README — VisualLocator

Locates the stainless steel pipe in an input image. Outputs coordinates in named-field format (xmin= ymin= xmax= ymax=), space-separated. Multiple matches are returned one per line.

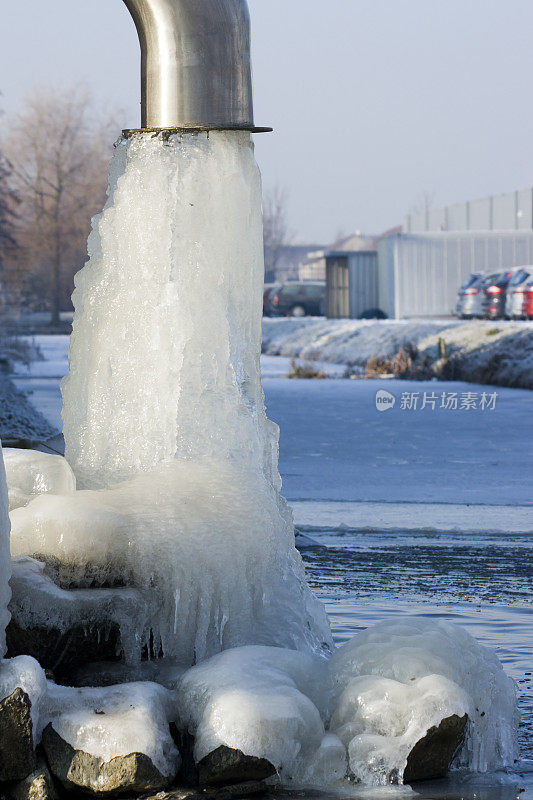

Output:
xmin=123 ymin=0 xmax=270 ymax=132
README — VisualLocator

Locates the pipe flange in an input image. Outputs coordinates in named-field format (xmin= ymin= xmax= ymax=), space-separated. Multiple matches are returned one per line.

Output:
xmin=122 ymin=126 xmax=273 ymax=140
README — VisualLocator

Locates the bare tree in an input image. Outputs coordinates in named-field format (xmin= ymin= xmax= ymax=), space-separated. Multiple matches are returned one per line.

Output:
xmin=0 ymin=150 xmax=17 ymax=277
xmin=263 ymin=185 xmax=293 ymax=282
xmin=3 ymin=86 xmax=116 ymax=324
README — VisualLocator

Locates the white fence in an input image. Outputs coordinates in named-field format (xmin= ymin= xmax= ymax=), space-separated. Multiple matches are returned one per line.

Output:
xmin=405 ymin=188 xmax=533 ymax=234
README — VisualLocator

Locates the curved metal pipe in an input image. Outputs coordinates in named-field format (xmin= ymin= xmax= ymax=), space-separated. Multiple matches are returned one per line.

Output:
xmin=123 ymin=0 xmax=269 ymax=131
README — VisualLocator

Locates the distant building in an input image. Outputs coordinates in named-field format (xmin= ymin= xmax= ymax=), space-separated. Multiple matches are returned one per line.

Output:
xmin=267 ymin=244 xmax=325 ymax=283
xmin=299 ymin=233 xmax=378 ymax=281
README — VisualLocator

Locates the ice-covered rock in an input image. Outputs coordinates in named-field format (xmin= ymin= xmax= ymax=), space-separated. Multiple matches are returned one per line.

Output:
xmin=328 ymin=618 xmax=517 ymax=784
xmin=0 ymin=656 xmax=47 ymax=782
xmin=3 ymin=449 xmax=75 ymax=512
xmin=403 ymin=713 xmax=468 ymax=783
xmin=7 ymin=557 xmax=144 ymax=678
xmin=0 ymin=655 xmax=47 ymax=740
xmin=8 ymin=758 xmax=58 ymax=800
xmin=43 ymin=682 xmax=180 ymax=795
xmin=175 ymin=645 xmax=346 ymax=785
xmin=0 ymin=443 xmax=11 ymax=655
xmin=9 ymin=460 xmax=332 ymax=665
xmin=0 ymin=687 xmax=36 ymax=781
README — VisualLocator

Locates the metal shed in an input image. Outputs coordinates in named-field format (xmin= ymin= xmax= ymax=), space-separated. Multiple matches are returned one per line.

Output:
xmin=325 ymin=251 xmax=378 ymax=319
xmin=378 ymin=231 xmax=533 ymax=318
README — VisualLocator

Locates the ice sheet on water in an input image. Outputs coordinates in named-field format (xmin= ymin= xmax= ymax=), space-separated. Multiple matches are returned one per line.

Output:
xmin=0 ymin=447 xmax=10 ymax=655
xmin=3 ymin=449 xmax=76 ymax=512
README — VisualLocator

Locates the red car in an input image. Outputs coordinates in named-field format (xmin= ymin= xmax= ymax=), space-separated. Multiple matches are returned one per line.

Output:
xmin=523 ymin=279 xmax=533 ymax=319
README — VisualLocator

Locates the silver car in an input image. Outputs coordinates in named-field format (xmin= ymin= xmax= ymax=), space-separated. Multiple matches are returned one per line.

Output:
xmin=456 ymin=273 xmax=484 ymax=318
xmin=505 ymin=266 xmax=532 ymax=319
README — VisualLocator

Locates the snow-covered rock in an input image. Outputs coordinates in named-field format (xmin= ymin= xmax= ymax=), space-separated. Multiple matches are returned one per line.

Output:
xmin=4 ymin=449 xmax=76 ymax=512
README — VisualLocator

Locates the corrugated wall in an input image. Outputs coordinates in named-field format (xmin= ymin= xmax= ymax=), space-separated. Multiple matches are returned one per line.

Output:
xmin=378 ymin=232 xmax=533 ymax=318
xmin=326 ymin=252 xmax=378 ymax=318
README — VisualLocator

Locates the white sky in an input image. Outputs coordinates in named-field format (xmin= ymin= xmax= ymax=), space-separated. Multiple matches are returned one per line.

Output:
xmin=2 ymin=1 xmax=533 ymax=243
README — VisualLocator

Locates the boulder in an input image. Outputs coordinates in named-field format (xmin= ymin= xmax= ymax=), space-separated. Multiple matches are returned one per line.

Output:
xmin=42 ymin=724 xmax=174 ymax=796
xmin=7 ymin=758 xmax=58 ymax=800
xmin=0 ymin=687 xmax=36 ymax=782
xmin=403 ymin=713 xmax=468 ymax=783
xmin=197 ymin=746 xmax=276 ymax=787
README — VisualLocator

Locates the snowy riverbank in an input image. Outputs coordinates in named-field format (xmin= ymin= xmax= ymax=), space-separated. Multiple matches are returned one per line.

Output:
xmin=262 ymin=318 xmax=533 ymax=389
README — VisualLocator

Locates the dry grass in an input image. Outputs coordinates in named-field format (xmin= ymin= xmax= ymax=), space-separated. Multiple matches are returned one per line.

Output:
xmin=287 ymin=358 xmax=327 ymax=379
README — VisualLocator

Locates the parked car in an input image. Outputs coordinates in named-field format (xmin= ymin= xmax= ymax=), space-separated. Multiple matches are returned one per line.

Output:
xmin=523 ymin=279 xmax=533 ymax=320
xmin=456 ymin=272 xmax=485 ymax=319
xmin=269 ymin=282 xmax=326 ymax=317
xmin=504 ymin=267 xmax=532 ymax=319
xmin=263 ymin=283 xmax=281 ymax=316
xmin=481 ymin=270 xmax=515 ymax=319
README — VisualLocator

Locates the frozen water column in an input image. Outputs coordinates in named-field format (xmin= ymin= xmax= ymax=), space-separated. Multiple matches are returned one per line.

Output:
xmin=0 ymin=446 xmax=11 ymax=655
xmin=61 ymin=0 xmax=272 ymax=488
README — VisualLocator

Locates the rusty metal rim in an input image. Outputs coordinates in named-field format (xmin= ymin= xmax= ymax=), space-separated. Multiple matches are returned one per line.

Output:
xmin=122 ymin=125 xmax=273 ymax=139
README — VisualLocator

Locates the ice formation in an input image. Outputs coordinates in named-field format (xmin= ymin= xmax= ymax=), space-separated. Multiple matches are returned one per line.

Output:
xmin=328 ymin=619 xmax=518 ymax=784
xmin=0 ymin=445 xmax=10 ymax=655
xmin=4 ymin=448 xmax=76 ymax=512
xmin=175 ymin=645 xmax=346 ymax=784
xmin=45 ymin=682 xmax=180 ymax=780
xmin=175 ymin=621 xmax=517 ymax=787
xmin=9 ymin=132 xmax=331 ymax=665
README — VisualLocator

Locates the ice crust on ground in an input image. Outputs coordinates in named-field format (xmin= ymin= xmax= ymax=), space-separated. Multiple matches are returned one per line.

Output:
xmin=0 ymin=446 xmax=10 ymax=655
xmin=262 ymin=317 xmax=533 ymax=389
xmin=3 ymin=448 xmax=76 ymax=511
xmin=9 ymin=131 xmax=331 ymax=664
xmin=175 ymin=620 xmax=517 ymax=787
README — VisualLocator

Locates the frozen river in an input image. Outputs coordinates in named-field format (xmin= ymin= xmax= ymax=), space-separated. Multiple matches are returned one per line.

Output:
xmin=10 ymin=336 xmax=533 ymax=798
